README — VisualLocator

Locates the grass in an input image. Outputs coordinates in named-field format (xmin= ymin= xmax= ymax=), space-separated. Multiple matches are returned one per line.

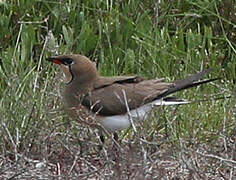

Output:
xmin=0 ymin=0 xmax=235 ymax=179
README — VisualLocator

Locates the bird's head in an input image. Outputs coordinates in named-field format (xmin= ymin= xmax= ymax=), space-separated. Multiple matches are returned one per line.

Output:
xmin=47 ymin=54 xmax=98 ymax=84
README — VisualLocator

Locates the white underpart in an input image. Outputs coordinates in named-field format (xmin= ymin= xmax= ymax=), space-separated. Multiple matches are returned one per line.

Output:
xmin=100 ymin=99 xmax=189 ymax=132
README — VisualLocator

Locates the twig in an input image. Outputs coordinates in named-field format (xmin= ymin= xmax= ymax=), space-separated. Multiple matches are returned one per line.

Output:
xmin=178 ymin=139 xmax=204 ymax=179
xmin=122 ymin=89 xmax=147 ymax=163
xmin=57 ymin=162 xmax=61 ymax=179
xmin=68 ymin=152 xmax=79 ymax=175
xmin=196 ymin=151 xmax=236 ymax=166
xmin=94 ymin=130 xmax=112 ymax=173
xmin=2 ymin=123 xmax=18 ymax=162
xmin=122 ymin=90 xmax=136 ymax=132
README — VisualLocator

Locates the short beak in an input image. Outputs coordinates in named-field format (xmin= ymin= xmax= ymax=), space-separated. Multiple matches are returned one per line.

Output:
xmin=46 ymin=57 xmax=62 ymax=65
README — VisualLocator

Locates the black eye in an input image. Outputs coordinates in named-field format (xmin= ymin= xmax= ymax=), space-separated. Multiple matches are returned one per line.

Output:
xmin=62 ymin=58 xmax=74 ymax=66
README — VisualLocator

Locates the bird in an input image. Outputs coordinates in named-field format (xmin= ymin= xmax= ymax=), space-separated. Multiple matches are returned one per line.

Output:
xmin=47 ymin=54 xmax=217 ymax=143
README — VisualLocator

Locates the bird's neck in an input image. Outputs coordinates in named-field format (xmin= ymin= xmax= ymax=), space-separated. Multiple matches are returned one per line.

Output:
xmin=63 ymin=80 xmax=94 ymax=108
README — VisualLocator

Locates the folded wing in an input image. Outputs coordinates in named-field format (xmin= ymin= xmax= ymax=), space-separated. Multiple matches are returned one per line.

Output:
xmin=82 ymin=69 xmax=217 ymax=116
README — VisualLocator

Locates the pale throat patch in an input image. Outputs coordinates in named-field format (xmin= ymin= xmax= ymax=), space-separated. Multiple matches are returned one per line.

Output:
xmin=59 ymin=65 xmax=72 ymax=83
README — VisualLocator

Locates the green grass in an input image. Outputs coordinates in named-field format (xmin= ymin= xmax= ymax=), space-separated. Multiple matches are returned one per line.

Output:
xmin=0 ymin=0 xmax=235 ymax=178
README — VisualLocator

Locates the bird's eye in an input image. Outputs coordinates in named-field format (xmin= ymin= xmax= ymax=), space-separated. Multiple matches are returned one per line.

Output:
xmin=62 ymin=58 xmax=74 ymax=66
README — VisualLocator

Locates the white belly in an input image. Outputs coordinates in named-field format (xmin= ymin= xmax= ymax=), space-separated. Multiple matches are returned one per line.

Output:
xmin=100 ymin=99 xmax=189 ymax=132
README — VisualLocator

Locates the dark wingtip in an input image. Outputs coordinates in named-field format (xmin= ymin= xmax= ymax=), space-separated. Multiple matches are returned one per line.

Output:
xmin=156 ymin=69 xmax=217 ymax=99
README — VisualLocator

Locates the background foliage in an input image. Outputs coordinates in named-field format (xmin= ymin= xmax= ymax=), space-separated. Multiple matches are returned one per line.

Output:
xmin=0 ymin=0 xmax=235 ymax=179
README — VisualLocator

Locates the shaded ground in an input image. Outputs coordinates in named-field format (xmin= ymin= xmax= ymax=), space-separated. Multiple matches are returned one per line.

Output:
xmin=1 ymin=123 xmax=235 ymax=179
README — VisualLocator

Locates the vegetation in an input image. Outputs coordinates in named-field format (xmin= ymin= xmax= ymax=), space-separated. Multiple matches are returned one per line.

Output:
xmin=0 ymin=0 xmax=235 ymax=179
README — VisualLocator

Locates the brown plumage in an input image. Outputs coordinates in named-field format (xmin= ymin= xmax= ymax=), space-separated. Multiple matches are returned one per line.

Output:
xmin=47 ymin=54 xmax=217 ymax=133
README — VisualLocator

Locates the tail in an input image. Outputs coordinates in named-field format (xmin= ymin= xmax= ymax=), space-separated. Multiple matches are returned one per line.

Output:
xmin=157 ymin=69 xmax=219 ymax=99
xmin=153 ymin=96 xmax=231 ymax=106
